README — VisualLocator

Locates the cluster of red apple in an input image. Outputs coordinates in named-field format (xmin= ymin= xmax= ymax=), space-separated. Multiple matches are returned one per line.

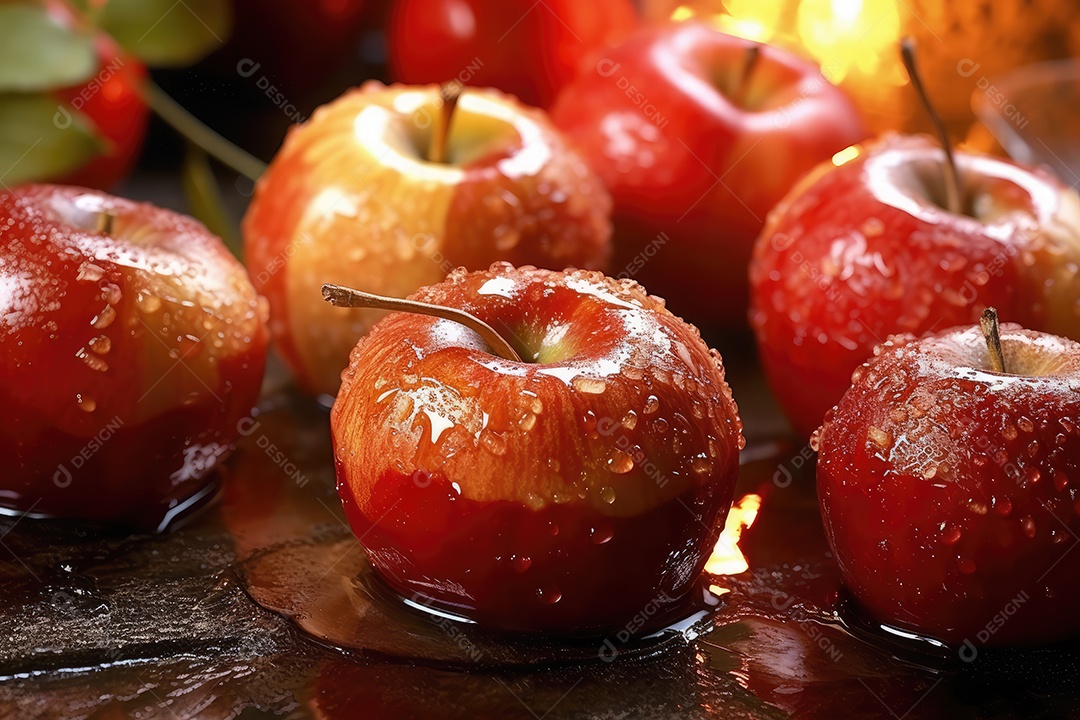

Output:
xmin=3 ymin=4 xmax=1080 ymax=650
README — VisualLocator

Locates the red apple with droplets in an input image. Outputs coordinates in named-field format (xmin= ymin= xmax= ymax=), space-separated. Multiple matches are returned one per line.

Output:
xmin=0 ymin=185 xmax=267 ymax=525
xmin=816 ymin=312 xmax=1080 ymax=646
xmin=244 ymin=81 xmax=612 ymax=396
xmin=328 ymin=263 xmax=743 ymax=633
xmin=751 ymin=39 xmax=1080 ymax=438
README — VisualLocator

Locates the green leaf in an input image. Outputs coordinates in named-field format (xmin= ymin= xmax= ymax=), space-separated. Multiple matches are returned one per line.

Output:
xmin=0 ymin=93 xmax=103 ymax=185
xmin=181 ymin=143 xmax=240 ymax=257
xmin=0 ymin=5 xmax=97 ymax=91
xmin=97 ymin=0 xmax=232 ymax=67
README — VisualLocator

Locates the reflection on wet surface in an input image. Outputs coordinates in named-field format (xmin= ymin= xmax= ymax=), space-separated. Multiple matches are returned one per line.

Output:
xmin=3 ymin=371 xmax=1080 ymax=719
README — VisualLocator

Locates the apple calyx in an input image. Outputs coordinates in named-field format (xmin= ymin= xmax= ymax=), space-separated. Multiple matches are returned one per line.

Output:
xmin=321 ymin=282 xmax=523 ymax=362
xmin=980 ymin=306 xmax=1007 ymax=374
xmin=428 ymin=82 xmax=463 ymax=164
xmin=900 ymin=37 xmax=964 ymax=215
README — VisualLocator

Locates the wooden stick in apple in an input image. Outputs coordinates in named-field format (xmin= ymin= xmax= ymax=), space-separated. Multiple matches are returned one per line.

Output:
xmin=428 ymin=82 xmax=462 ymax=164
xmin=980 ymin=306 xmax=1007 ymax=373
xmin=899 ymin=37 xmax=963 ymax=214
xmin=321 ymin=282 xmax=522 ymax=362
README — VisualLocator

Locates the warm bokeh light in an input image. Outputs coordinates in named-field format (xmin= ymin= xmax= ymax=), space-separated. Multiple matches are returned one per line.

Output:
xmin=706 ymin=493 xmax=763 ymax=576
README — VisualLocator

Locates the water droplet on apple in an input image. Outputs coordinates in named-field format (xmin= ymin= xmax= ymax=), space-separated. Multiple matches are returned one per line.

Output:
xmin=958 ymin=557 xmax=977 ymax=574
xmin=621 ymin=410 xmax=637 ymax=430
xmin=606 ymin=450 xmax=634 ymax=474
xmin=91 ymin=304 xmax=116 ymax=329
xmin=941 ymin=524 xmax=961 ymax=545
xmin=643 ymin=395 xmax=659 ymax=415
xmin=600 ymin=486 xmax=616 ymax=504
xmin=1021 ymin=516 xmax=1037 ymax=538
xmin=590 ymin=523 xmax=614 ymax=545
xmin=691 ymin=457 xmax=712 ymax=475
xmin=88 ymin=335 xmax=111 ymax=355
xmin=76 ymin=262 xmax=105 ymax=283
xmin=1002 ymin=424 xmax=1018 ymax=441
xmin=480 ymin=431 xmax=507 ymax=456
xmin=537 ymin=586 xmax=562 ymax=604
xmin=101 ymin=282 xmax=122 ymax=306
xmin=77 ymin=395 xmax=96 ymax=413
xmin=572 ymin=377 xmax=606 ymax=395
xmin=75 ymin=347 xmax=108 ymax=373
xmin=137 ymin=291 xmax=162 ymax=314
xmin=511 ymin=555 xmax=532 ymax=573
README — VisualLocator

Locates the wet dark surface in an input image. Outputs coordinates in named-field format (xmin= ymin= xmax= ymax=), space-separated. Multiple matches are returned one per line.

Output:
xmin=3 ymin=356 xmax=1080 ymax=720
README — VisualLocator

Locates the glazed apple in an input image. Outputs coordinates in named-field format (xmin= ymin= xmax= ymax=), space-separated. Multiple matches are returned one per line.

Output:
xmin=389 ymin=0 xmax=638 ymax=109
xmin=329 ymin=263 xmax=743 ymax=633
xmin=244 ymin=81 xmax=612 ymax=396
xmin=816 ymin=315 xmax=1080 ymax=646
xmin=750 ymin=134 xmax=1080 ymax=437
xmin=551 ymin=21 xmax=866 ymax=329
xmin=0 ymin=185 xmax=267 ymax=525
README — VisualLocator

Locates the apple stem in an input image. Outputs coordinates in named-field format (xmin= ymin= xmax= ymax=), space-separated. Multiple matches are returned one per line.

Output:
xmin=980 ymin=307 xmax=1007 ymax=374
xmin=900 ymin=37 xmax=963 ymax=215
xmin=142 ymin=81 xmax=268 ymax=182
xmin=96 ymin=212 xmax=115 ymax=235
xmin=321 ymin=283 xmax=523 ymax=363
xmin=428 ymin=82 xmax=463 ymax=164
xmin=735 ymin=45 xmax=761 ymax=105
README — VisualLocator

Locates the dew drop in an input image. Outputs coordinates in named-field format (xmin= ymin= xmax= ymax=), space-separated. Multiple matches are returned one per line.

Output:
xmin=1021 ymin=516 xmax=1037 ymax=538
xmin=572 ymin=377 xmax=607 ymax=395
xmin=600 ymin=486 xmax=616 ymax=504
xmin=606 ymin=449 xmax=634 ymax=474
xmin=968 ymin=501 xmax=989 ymax=515
xmin=995 ymin=497 xmax=1013 ymax=516
xmin=537 ymin=586 xmax=562 ymax=604
xmin=621 ymin=410 xmax=638 ymax=430
xmin=76 ymin=395 xmax=96 ymax=413
xmin=137 ymin=292 xmax=162 ymax=314
xmin=590 ymin=523 xmax=614 ymax=545
xmin=1002 ymin=424 xmax=1018 ymax=441
xmin=691 ymin=457 xmax=712 ymax=475
xmin=643 ymin=395 xmax=660 ymax=414
xmin=809 ymin=428 xmax=822 ymax=452
xmin=868 ymin=426 xmax=892 ymax=449
xmin=525 ymin=493 xmax=544 ymax=511
xmin=1018 ymin=417 xmax=1035 ymax=433
xmin=88 ymin=335 xmax=111 ymax=355
xmin=77 ymin=262 xmax=105 ymax=283
xmin=941 ymin=524 xmax=961 ymax=545
xmin=91 ymin=304 xmax=116 ymax=329
xmin=101 ymin=283 xmax=122 ymax=306
xmin=75 ymin=347 xmax=108 ymax=373
xmin=511 ymin=555 xmax=532 ymax=573
xmin=518 ymin=412 xmax=537 ymax=432
xmin=547 ymin=522 xmax=559 ymax=536
xmin=958 ymin=557 xmax=977 ymax=574
xmin=480 ymin=431 xmax=507 ymax=456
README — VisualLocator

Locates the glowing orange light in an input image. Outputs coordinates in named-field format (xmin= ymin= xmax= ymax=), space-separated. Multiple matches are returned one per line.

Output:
xmin=705 ymin=492 xmax=762 ymax=576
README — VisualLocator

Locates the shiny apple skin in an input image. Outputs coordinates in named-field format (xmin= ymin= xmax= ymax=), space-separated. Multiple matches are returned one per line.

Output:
xmin=551 ymin=21 xmax=867 ymax=330
xmin=0 ymin=185 xmax=268 ymax=524
xmin=244 ymin=82 xmax=612 ymax=397
xmin=816 ymin=324 xmax=1080 ymax=646
xmin=751 ymin=134 xmax=1080 ymax=438
xmin=49 ymin=1 xmax=149 ymax=191
xmin=389 ymin=0 xmax=638 ymax=109
xmin=331 ymin=263 xmax=744 ymax=633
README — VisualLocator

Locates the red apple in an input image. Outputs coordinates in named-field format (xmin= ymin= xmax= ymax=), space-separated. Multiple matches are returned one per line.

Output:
xmin=388 ymin=0 xmax=638 ymax=109
xmin=551 ymin=21 xmax=867 ymax=329
xmin=330 ymin=263 xmax=743 ymax=633
xmin=0 ymin=185 xmax=268 ymax=525
xmin=243 ymin=81 xmax=612 ymax=396
xmin=49 ymin=0 xmax=149 ymax=190
xmin=816 ymin=320 xmax=1080 ymax=646
xmin=750 ymin=134 xmax=1080 ymax=438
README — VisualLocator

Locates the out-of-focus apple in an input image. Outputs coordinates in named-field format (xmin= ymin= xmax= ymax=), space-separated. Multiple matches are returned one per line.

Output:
xmin=551 ymin=21 xmax=867 ymax=329
xmin=244 ymin=81 xmax=612 ymax=396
